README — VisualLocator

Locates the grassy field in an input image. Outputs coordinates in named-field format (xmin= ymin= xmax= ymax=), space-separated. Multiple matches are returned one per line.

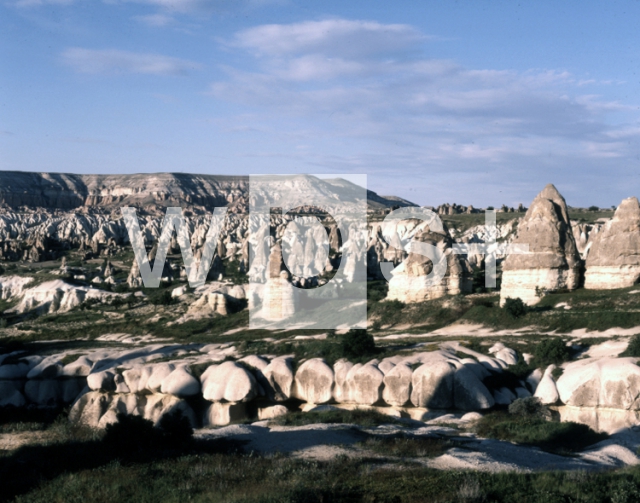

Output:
xmin=5 ymin=441 xmax=640 ymax=503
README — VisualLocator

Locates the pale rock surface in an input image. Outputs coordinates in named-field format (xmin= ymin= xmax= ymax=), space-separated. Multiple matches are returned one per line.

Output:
xmin=352 ymin=363 xmax=384 ymax=405
xmin=70 ymin=391 xmax=197 ymax=428
xmin=146 ymin=363 xmax=176 ymax=392
xmin=526 ymin=368 xmax=543 ymax=393
xmin=62 ymin=356 xmax=93 ymax=377
xmin=24 ymin=380 xmax=61 ymax=405
xmin=202 ymin=361 xmax=258 ymax=402
xmin=258 ymin=405 xmax=288 ymax=420
xmin=387 ymin=220 xmax=472 ymax=303
xmin=87 ymin=370 xmax=116 ymax=391
xmin=0 ymin=275 xmax=33 ymax=300
xmin=262 ymin=357 xmax=295 ymax=402
xmin=556 ymin=357 xmax=640 ymax=409
xmin=585 ymin=197 xmax=640 ymax=289
xmin=500 ymin=184 xmax=582 ymax=306
xmin=122 ymin=366 xmax=154 ymax=393
xmin=489 ymin=343 xmax=518 ymax=366
xmin=293 ymin=358 xmax=334 ymax=404
xmin=343 ymin=363 xmax=363 ymax=403
xmin=453 ymin=366 xmax=495 ymax=410
xmin=333 ymin=359 xmax=354 ymax=403
xmin=534 ymin=365 xmax=560 ymax=405
xmin=9 ymin=280 xmax=118 ymax=314
xmin=160 ymin=366 xmax=201 ymax=397
xmin=493 ymin=387 xmax=517 ymax=405
xmin=0 ymin=380 xmax=26 ymax=407
xmin=410 ymin=360 xmax=455 ymax=408
xmin=382 ymin=362 xmax=413 ymax=406
xmin=203 ymin=402 xmax=248 ymax=426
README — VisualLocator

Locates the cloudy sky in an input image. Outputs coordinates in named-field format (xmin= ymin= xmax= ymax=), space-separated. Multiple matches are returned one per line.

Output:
xmin=1 ymin=1 xmax=640 ymax=208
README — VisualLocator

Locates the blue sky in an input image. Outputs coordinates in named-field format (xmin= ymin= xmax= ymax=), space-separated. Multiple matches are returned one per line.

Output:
xmin=1 ymin=0 xmax=640 ymax=208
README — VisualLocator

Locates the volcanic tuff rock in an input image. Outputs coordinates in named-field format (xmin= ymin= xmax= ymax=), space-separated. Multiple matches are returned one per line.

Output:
xmin=500 ymin=184 xmax=582 ymax=306
xmin=386 ymin=219 xmax=473 ymax=303
xmin=584 ymin=197 xmax=640 ymax=289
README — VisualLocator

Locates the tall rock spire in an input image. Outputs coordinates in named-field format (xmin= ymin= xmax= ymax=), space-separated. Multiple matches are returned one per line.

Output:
xmin=500 ymin=184 xmax=582 ymax=306
xmin=584 ymin=196 xmax=640 ymax=289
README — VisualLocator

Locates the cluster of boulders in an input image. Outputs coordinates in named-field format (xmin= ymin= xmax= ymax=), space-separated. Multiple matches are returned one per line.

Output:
xmin=0 ymin=342 xmax=530 ymax=428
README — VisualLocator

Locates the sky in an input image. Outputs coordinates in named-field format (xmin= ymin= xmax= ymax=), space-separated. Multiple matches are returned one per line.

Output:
xmin=1 ymin=0 xmax=640 ymax=208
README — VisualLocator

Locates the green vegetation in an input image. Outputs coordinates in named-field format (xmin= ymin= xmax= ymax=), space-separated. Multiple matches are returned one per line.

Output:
xmin=621 ymin=334 xmax=640 ymax=357
xmin=340 ymin=329 xmax=377 ymax=359
xmin=10 ymin=444 xmax=640 ymax=503
xmin=533 ymin=337 xmax=572 ymax=367
xmin=476 ymin=399 xmax=607 ymax=455
xmin=271 ymin=408 xmax=402 ymax=428
xmin=360 ymin=433 xmax=454 ymax=458
xmin=503 ymin=297 xmax=528 ymax=318
xmin=104 ymin=411 xmax=193 ymax=450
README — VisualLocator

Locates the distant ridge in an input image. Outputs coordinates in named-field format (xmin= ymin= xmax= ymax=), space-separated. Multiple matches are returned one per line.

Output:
xmin=0 ymin=171 xmax=416 ymax=212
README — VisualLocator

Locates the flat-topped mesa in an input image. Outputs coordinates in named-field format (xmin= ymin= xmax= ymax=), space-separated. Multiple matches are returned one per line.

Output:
xmin=584 ymin=197 xmax=640 ymax=289
xmin=386 ymin=220 xmax=472 ymax=303
xmin=500 ymin=184 xmax=582 ymax=306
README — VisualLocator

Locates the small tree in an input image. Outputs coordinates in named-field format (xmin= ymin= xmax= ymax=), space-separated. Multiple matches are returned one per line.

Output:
xmin=588 ymin=205 xmax=599 ymax=212
xmin=534 ymin=337 xmax=571 ymax=367
xmin=341 ymin=329 xmax=377 ymax=359
xmin=508 ymin=397 xmax=552 ymax=421
xmin=503 ymin=297 xmax=528 ymax=318
xmin=111 ymin=297 xmax=125 ymax=309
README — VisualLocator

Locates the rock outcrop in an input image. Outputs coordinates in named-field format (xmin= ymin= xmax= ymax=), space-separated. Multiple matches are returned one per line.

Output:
xmin=584 ymin=197 xmax=640 ymax=289
xmin=500 ymin=184 xmax=582 ymax=306
xmin=387 ymin=220 xmax=472 ymax=303
xmin=556 ymin=357 xmax=640 ymax=409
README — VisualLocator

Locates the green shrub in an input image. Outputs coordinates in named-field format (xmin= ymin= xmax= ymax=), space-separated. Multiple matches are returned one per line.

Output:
xmin=534 ymin=337 xmax=571 ymax=367
xmin=503 ymin=297 xmax=528 ymax=318
xmin=104 ymin=411 xmax=193 ymax=451
xmin=588 ymin=205 xmax=600 ymax=212
xmin=360 ymin=434 xmax=452 ymax=458
xmin=157 ymin=411 xmax=193 ymax=447
xmin=508 ymin=397 xmax=552 ymax=421
xmin=150 ymin=290 xmax=176 ymax=306
xmin=111 ymin=297 xmax=125 ymax=309
xmin=477 ymin=411 xmax=607 ymax=454
xmin=104 ymin=413 xmax=157 ymax=451
xmin=621 ymin=334 xmax=640 ymax=357
xmin=340 ymin=329 xmax=377 ymax=359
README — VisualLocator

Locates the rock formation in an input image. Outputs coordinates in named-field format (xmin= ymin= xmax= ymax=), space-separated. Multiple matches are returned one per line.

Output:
xmin=500 ymin=184 xmax=582 ymax=305
xmin=584 ymin=197 xmax=640 ymax=289
xmin=386 ymin=220 xmax=472 ymax=303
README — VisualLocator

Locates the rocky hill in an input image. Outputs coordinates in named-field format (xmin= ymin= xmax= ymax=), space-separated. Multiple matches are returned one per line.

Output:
xmin=0 ymin=171 xmax=415 ymax=213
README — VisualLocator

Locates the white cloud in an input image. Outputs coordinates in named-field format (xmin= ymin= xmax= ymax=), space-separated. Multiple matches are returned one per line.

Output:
xmin=133 ymin=13 xmax=175 ymax=27
xmin=231 ymin=19 xmax=425 ymax=58
xmin=61 ymin=47 xmax=202 ymax=75
xmin=207 ymin=19 xmax=640 ymax=206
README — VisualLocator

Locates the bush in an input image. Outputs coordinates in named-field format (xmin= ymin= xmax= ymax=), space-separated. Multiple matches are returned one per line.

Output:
xmin=104 ymin=411 xmax=193 ymax=451
xmin=508 ymin=397 xmax=552 ymax=421
xmin=476 ymin=411 xmax=607 ymax=454
xmin=588 ymin=205 xmax=600 ymax=212
xmin=534 ymin=337 xmax=571 ymax=367
xmin=157 ymin=411 xmax=193 ymax=447
xmin=104 ymin=413 xmax=157 ymax=451
xmin=150 ymin=290 xmax=175 ymax=306
xmin=340 ymin=329 xmax=377 ymax=359
xmin=111 ymin=297 xmax=125 ymax=309
xmin=621 ymin=334 xmax=640 ymax=357
xmin=503 ymin=297 xmax=528 ymax=318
